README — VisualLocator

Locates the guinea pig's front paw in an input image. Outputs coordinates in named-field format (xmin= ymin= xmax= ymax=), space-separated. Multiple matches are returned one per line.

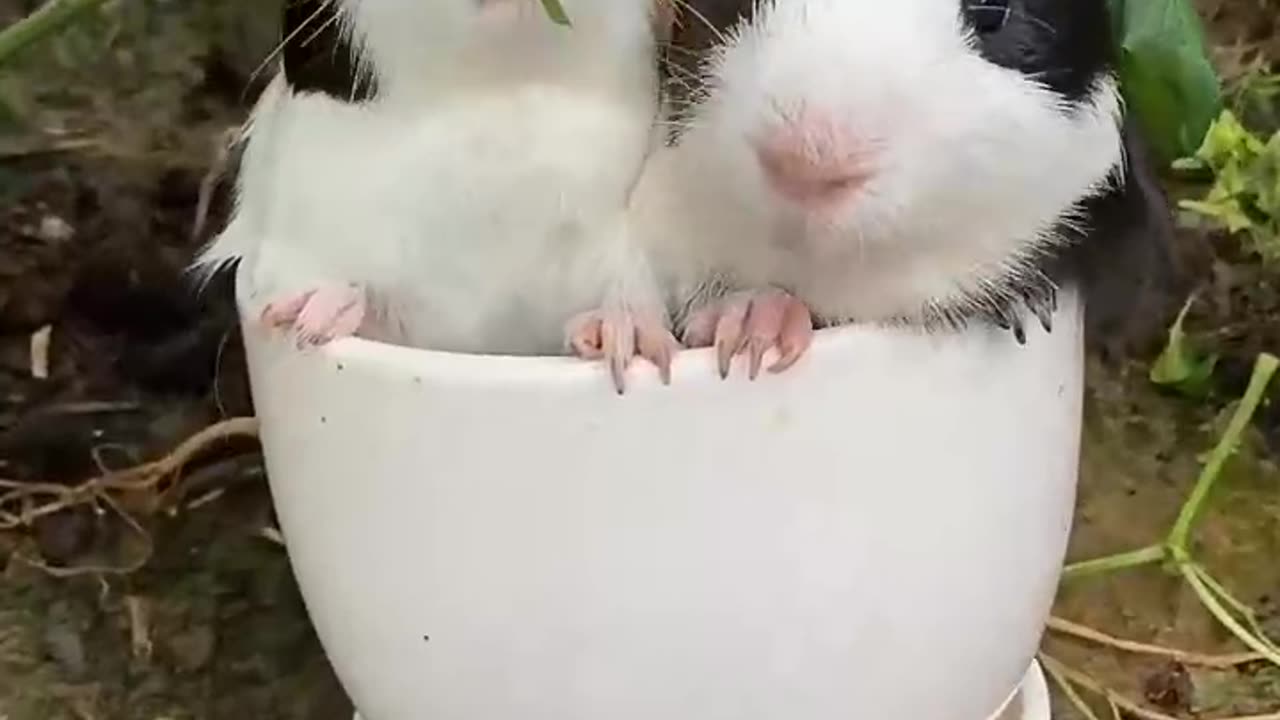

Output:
xmin=565 ymin=307 xmax=681 ymax=395
xmin=259 ymin=283 xmax=367 ymax=348
xmin=683 ymin=289 xmax=814 ymax=380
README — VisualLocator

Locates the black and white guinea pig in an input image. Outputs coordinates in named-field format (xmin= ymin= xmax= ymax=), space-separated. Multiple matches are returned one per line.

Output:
xmin=637 ymin=0 xmax=1176 ymax=375
xmin=195 ymin=0 xmax=683 ymax=392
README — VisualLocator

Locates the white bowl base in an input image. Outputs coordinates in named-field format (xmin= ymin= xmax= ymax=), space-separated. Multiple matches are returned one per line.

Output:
xmin=350 ymin=658 xmax=1051 ymax=720
xmin=243 ymin=273 xmax=1082 ymax=720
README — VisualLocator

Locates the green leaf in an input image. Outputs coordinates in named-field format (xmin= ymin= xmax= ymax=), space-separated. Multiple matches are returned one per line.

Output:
xmin=1109 ymin=0 xmax=1223 ymax=165
xmin=1252 ymin=134 xmax=1280 ymax=217
xmin=0 ymin=0 xmax=110 ymax=68
xmin=539 ymin=0 xmax=572 ymax=27
xmin=1179 ymin=108 xmax=1280 ymax=263
xmin=1191 ymin=110 xmax=1266 ymax=170
xmin=1179 ymin=198 xmax=1254 ymax=234
xmin=1150 ymin=295 xmax=1218 ymax=397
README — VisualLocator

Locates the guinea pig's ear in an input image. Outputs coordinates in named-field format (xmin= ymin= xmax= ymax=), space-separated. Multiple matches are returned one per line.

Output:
xmin=1070 ymin=117 xmax=1185 ymax=360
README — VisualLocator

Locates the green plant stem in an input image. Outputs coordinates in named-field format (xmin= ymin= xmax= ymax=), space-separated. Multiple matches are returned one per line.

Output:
xmin=0 ymin=0 xmax=108 ymax=67
xmin=1167 ymin=352 xmax=1279 ymax=552
xmin=1182 ymin=562 xmax=1280 ymax=667
xmin=1062 ymin=353 xmax=1277 ymax=586
xmin=1061 ymin=543 xmax=1165 ymax=581
xmin=1196 ymin=570 xmax=1280 ymax=656
xmin=1192 ymin=564 xmax=1280 ymax=658
xmin=1196 ymin=567 xmax=1260 ymax=618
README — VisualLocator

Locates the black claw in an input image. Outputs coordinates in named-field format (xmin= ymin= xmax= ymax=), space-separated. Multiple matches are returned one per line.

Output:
xmin=1032 ymin=301 xmax=1053 ymax=334
xmin=1024 ymin=292 xmax=1053 ymax=334
xmin=1005 ymin=305 xmax=1026 ymax=345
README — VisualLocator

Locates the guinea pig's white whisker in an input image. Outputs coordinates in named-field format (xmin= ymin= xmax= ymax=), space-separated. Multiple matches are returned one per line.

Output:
xmin=659 ymin=53 xmax=701 ymax=80
xmin=657 ymin=111 xmax=704 ymax=138
xmin=249 ymin=0 xmax=338 ymax=91
xmin=300 ymin=11 xmax=342 ymax=51
xmin=1007 ymin=7 xmax=1057 ymax=36
xmin=1025 ymin=66 xmax=1074 ymax=81
xmin=665 ymin=89 xmax=702 ymax=114
xmin=660 ymin=40 xmax=708 ymax=62
xmin=660 ymin=59 xmax=705 ymax=93
xmin=660 ymin=66 xmax=713 ymax=112
xmin=658 ymin=118 xmax=703 ymax=133
xmin=669 ymin=0 xmax=727 ymax=44
xmin=665 ymin=78 xmax=698 ymax=100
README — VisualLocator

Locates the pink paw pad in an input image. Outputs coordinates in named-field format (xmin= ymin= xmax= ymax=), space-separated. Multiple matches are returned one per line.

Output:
xmin=567 ymin=308 xmax=681 ymax=395
xmin=684 ymin=289 xmax=814 ymax=379
xmin=260 ymin=284 xmax=367 ymax=347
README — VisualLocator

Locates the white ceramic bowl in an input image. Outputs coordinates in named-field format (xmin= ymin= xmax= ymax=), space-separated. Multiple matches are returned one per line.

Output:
xmin=239 ymin=277 xmax=1081 ymax=720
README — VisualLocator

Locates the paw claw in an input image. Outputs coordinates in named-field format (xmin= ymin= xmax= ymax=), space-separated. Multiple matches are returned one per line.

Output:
xmin=747 ymin=338 xmax=770 ymax=380
xmin=568 ymin=307 xmax=680 ymax=393
xmin=769 ymin=343 xmax=803 ymax=373
xmin=770 ymin=299 xmax=814 ymax=372
xmin=632 ymin=325 xmax=675 ymax=384
xmin=610 ymin=357 xmax=628 ymax=395
xmin=263 ymin=284 xmax=366 ymax=346
xmin=716 ymin=338 xmax=735 ymax=380
xmin=656 ymin=348 xmax=674 ymax=385
xmin=696 ymin=289 xmax=814 ymax=379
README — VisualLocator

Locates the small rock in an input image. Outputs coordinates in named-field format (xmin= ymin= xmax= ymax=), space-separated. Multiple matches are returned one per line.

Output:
xmin=166 ymin=625 xmax=216 ymax=673
xmin=37 ymin=215 xmax=74 ymax=243
xmin=1143 ymin=660 xmax=1194 ymax=712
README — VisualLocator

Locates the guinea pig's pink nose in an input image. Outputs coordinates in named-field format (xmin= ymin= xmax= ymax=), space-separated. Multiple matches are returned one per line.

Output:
xmin=754 ymin=112 xmax=873 ymax=209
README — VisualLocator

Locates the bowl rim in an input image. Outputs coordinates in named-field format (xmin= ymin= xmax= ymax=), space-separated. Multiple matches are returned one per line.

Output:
xmin=233 ymin=268 xmax=1075 ymax=387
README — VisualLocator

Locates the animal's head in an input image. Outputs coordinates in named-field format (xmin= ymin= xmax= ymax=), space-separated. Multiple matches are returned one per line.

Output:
xmin=666 ymin=0 xmax=1130 ymax=307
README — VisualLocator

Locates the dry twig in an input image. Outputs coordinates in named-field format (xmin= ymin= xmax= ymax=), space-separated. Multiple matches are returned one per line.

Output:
xmin=1039 ymin=653 xmax=1280 ymax=720
xmin=0 ymin=418 xmax=261 ymax=574
xmin=29 ymin=325 xmax=51 ymax=380
xmin=124 ymin=595 xmax=152 ymax=662
xmin=257 ymin=525 xmax=286 ymax=547
xmin=1047 ymin=615 xmax=1266 ymax=669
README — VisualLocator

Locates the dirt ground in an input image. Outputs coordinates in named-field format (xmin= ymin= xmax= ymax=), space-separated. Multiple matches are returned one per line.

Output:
xmin=0 ymin=1 xmax=1277 ymax=719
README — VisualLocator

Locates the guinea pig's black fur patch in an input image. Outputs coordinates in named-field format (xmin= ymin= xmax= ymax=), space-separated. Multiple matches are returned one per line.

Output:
xmin=961 ymin=0 xmax=1113 ymax=105
xmin=961 ymin=0 xmax=1177 ymax=351
xmin=282 ymin=0 xmax=377 ymax=102
xmin=1044 ymin=117 xmax=1181 ymax=355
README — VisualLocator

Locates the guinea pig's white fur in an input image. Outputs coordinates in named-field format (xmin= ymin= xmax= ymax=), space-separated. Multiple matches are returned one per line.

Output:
xmin=645 ymin=0 xmax=1126 ymax=327
xmin=197 ymin=0 xmax=669 ymax=355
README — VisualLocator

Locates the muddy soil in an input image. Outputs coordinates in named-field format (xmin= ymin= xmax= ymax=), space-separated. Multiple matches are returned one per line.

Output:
xmin=0 ymin=1 xmax=1277 ymax=719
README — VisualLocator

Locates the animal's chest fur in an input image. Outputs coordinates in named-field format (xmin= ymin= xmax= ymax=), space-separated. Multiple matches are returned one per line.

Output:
xmin=370 ymin=88 xmax=656 ymax=354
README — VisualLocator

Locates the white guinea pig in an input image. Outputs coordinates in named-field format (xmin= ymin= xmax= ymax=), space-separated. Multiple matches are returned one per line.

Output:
xmin=635 ymin=0 xmax=1175 ymax=377
xmin=194 ymin=0 xmax=682 ymax=392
